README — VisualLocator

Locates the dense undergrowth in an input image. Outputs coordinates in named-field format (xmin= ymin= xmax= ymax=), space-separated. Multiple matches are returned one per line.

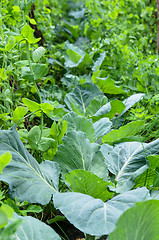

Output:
xmin=0 ymin=0 xmax=159 ymax=239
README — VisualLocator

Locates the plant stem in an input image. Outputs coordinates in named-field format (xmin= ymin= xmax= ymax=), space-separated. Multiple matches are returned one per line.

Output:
xmin=26 ymin=41 xmax=43 ymax=144
xmin=26 ymin=41 xmax=42 ymax=104
xmin=85 ymin=234 xmax=95 ymax=240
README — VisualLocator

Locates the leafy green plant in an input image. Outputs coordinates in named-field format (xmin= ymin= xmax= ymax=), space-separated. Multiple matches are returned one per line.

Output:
xmin=0 ymin=0 xmax=159 ymax=239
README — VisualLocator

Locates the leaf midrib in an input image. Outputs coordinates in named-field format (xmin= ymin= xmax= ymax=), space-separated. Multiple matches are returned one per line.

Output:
xmin=1 ymin=141 xmax=57 ymax=192
xmin=115 ymin=145 xmax=142 ymax=181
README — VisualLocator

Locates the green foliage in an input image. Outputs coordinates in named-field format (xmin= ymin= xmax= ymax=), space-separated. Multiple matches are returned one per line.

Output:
xmin=109 ymin=200 xmax=159 ymax=240
xmin=102 ymin=120 xmax=145 ymax=145
xmin=0 ymin=0 xmax=159 ymax=239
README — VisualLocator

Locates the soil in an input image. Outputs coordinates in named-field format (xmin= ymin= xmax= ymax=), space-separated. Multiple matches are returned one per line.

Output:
xmin=51 ymin=220 xmax=85 ymax=240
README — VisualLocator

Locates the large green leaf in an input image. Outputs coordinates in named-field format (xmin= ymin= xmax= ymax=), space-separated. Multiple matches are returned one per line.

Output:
xmin=102 ymin=120 xmax=145 ymax=145
xmin=64 ymin=83 xmax=104 ymax=115
xmin=93 ymin=118 xmax=112 ymax=141
xmin=63 ymin=112 xmax=95 ymax=142
xmin=92 ymin=71 xmax=125 ymax=94
xmin=95 ymin=93 xmax=144 ymax=122
xmin=66 ymin=169 xmax=113 ymax=202
xmin=101 ymin=139 xmax=159 ymax=192
xmin=112 ymin=93 xmax=145 ymax=127
xmin=86 ymin=95 xmax=108 ymax=116
xmin=0 ymin=126 xmax=60 ymax=205
xmin=54 ymin=187 xmax=149 ymax=236
xmin=109 ymin=200 xmax=159 ymax=240
xmin=13 ymin=213 xmax=61 ymax=240
xmin=119 ymin=93 xmax=145 ymax=117
xmin=94 ymin=100 xmax=125 ymax=120
xmin=54 ymin=131 xmax=108 ymax=179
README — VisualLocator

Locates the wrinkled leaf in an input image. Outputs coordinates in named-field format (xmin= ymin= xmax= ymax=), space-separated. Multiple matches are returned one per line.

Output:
xmin=54 ymin=131 xmax=107 ymax=179
xmin=0 ymin=126 xmax=60 ymax=204
xmin=101 ymin=138 xmax=159 ymax=192
xmin=63 ymin=112 xmax=95 ymax=142
xmin=54 ymin=187 xmax=150 ymax=236
xmin=64 ymin=83 xmax=104 ymax=115
xmin=93 ymin=118 xmax=112 ymax=141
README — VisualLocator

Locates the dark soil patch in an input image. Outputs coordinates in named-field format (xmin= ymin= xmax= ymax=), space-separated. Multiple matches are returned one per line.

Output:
xmin=51 ymin=220 xmax=85 ymax=240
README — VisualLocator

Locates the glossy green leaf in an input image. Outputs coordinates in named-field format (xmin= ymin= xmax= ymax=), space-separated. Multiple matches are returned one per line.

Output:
xmin=105 ymin=100 xmax=126 ymax=119
xmin=40 ymin=103 xmax=54 ymax=116
xmin=109 ymin=200 xmax=159 ymax=240
xmin=0 ymin=204 xmax=14 ymax=228
xmin=32 ymin=47 xmax=46 ymax=62
xmin=0 ymin=126 xmax=60 ymax=204
xmin=13 ymin=106 xmax=28 ymax=123
xmin=0 ymin=210 xmax=8 ymax=228
xmin=102 ymin=120 xmax=145 ymax=145
xmin=0 ymin=152 xmax=12 ymax=173
xmin=1 ymin=204 xmax=14 ymax=219
xmin=66 ymin=169 xmax=113 ymax=201
xmin=22 ymin=98 xmax=41 ymax=116
xmin=63 ymin=112 xmax=95 ymax=142
xmin=21 ymin=25 xmax=40 ymax=44
xmin=0 ymin=68 xmax=7 ymax=80
xmin=54 ymin=131 xmax=107 ymax=179
xmin=94 ymin=100 xmax=125 ymax=120
xmin=54 ymin=187 xmax=149 ymax=236
xmin=5 ymin=36 xmax=16 ymax=52
xmin=92 ymin=72 xmax=125 ymax=94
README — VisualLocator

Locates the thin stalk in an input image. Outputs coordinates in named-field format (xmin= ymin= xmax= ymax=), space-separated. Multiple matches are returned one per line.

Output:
xmin=26 ymin=41 xmax=42 ymax=104
xmin=37 ymin=111 xmax=44 ymax=146
xmin=16 ymin=109 xmax=41 ymax=124
xmin=26 ymin=41 xmax=43 ymax=145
